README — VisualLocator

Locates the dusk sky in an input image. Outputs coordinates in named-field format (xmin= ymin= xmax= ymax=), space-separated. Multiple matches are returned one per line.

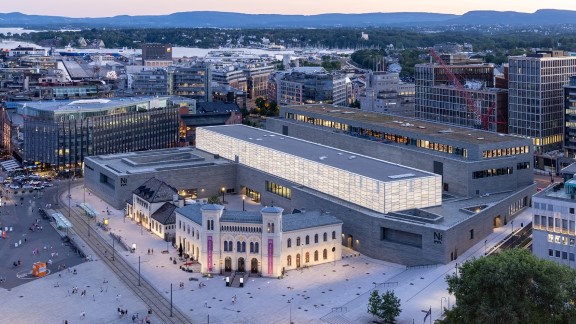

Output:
xmin=3 ymin=0 xmax=576 ymax=18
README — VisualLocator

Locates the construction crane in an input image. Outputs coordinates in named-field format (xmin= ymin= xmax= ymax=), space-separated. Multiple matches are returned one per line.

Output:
xmin=428 ymin=48 xmax=498 ymax=131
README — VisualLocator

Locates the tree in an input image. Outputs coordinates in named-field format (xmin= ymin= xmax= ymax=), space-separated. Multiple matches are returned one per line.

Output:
xmin=368 ymin=289 xmax=401 ymax=323
xmin=441 ymin=249 xmax=576 ymax=324
xmin=207 ymin=196 xmax=221 ymax=204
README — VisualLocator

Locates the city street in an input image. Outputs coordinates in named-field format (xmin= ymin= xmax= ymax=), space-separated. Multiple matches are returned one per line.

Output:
xmin=0 ymin=176 xmax=85 ymax=289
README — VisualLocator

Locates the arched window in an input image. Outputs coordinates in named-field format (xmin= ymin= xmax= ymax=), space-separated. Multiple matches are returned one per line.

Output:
xmin=287 ymin=255 xmax=292 ymax=266
xmin=305 ymin=252 xmax=310 ymax=263
xmin=314 ymin=234 xmax=318 ymax=243
xmin=287 ymin=238 xmax=292 ymax=248
xmin=255 ymin=242 xmax=259 ymax=253
xmin=332 ymin=231 xmax=336 ymax=240
xmin=237 ymin=241 xmax=241 ymax=252
xmin=224 ymin=241 xmax=228 ymax=252
xmin=314 ymin=250 xmax=318 ymax=261
xmin=323 ymin=249 xmax=328 ymax=260
xmin=229 ymin=241 xmax=233 ymax=251
xmin=296 ymin=237 xmax=301 ymax=246
xmin=271 ymin=223 xmax=275 ymax=233
xmin=323 ymin=232 xmax=327 ymax=242
xmin=250 ymin=242 xmax=254 ymax=253
xmin=305 ymin=235 xmax=310 ymax=245
xmin=242 ymin=241 xmax=246 ymax=252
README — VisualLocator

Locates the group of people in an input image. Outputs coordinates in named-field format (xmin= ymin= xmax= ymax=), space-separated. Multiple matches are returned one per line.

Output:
xmin=147 ymin=248 xmax=154 ymax=255
xmin=178 ymin=281 xmax=185 ymax=289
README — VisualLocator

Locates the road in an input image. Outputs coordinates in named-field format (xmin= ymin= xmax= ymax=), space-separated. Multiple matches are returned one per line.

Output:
xmin=52 ymin=181 xmax=192 ymax=324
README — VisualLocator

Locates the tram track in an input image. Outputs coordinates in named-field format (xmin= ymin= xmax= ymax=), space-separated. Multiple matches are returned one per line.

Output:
xmin=55 ymin=184 xmax=192 ymax=324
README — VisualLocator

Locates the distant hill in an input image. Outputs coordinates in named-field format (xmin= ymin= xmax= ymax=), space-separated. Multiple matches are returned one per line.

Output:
xmin=0 ymin=10 xmax=575 ymax=29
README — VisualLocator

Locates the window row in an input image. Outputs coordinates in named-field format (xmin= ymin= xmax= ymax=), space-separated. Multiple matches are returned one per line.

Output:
xmin=286 ymin=249 xmax=329 ymax=266
xmin=223 ymin=241 xmax=260 ymax=253
xmin=287 ymin=231 xmax=336 ymax=248
xmin=535 ymin=215 xmax=576 ymax=232
xmin=472 ymin=167 xmax=513 ymax=179
xmin=266 ymin=181 xmax=291 ymax=200
xmin=483 ymin=146 xmax=530 ymax=158
xmin=221 ymin=225 xmax=262 ymax=233
xmin=533 ymin=202 xmax=575 ymax=214
xmin=548 ymin=249 xmax=575 ymax=261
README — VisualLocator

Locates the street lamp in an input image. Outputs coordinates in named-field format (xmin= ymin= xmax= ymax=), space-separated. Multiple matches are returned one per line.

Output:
xmin=221 ymin=187 xmax=225 ymax=204
xmin=441 ymin=296 xmax=448 ymax=317
xmin=484 ymin=239 xmax=487 ymax=255
xmin=288 ymin=298 xmax=294 ymax=324
xmin=242 ymin=196 xmax=245 ymax=211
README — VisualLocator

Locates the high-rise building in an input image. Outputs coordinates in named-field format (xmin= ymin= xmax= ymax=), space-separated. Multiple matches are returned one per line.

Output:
xmin=19 ymin=97 xmax=179 ymax=171
xmin=508 ymin=51 xmax=576 ymax=152
xmin=415 ymin=63 xmax=508 ymax=133
xmin=130 ymin=69 xmax=170 ymax=96
xmin=360 ymin=71 xmax=415 ymax=117
xmin=277 ymin=67 xmax=348 ymax=106
xmin=565 ymin=76 xmax=576 ymax=158
xmin=169 ymin=63 xmax=212 ymax=102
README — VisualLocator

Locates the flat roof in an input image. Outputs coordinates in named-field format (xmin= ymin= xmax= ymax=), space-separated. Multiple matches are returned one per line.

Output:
xmin=18 ymin=96 xmax=168 ymax=112
xmin=282 ymin=104 xmax=522 ymax=145
xmin=85 ymin=147 xmax=232 ymax=176
xmin=201 ymin=125 xmax=436 ymax=183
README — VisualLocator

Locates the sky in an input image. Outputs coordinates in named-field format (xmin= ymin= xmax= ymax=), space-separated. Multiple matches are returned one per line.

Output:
xmin=2 ymin=0 xmax=576 ymax=18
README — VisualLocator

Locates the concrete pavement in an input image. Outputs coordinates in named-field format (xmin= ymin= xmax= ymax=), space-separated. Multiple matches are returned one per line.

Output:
xmin=0 ymin=180 xmax=535 ymax=323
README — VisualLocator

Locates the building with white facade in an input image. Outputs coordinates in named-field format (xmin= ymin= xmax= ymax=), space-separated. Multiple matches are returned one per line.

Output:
xmin=532 ymin=178 xmax=576 ymax=268
xmin=127 ymin=178 xmax=183 ymax=242
xmin=196 ymin=125 xmax=442 ymax=214
xmin=175 ymin=204 xmax=343 ymax=277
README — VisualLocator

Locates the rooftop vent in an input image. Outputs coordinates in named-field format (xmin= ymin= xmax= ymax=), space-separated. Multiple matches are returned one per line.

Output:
xmin=477 ymin=137 xmax=484 ymax=140
xmin=256 ymin=138 xmax=263 ymax=141
xmin=342 ymin=111 xmax=355 ymax=114
xmin=328 ymin=109 xmax=341 ymax=113
xmin=319 ymin=156 xmax=327 ymax=160
xmin=348 ymin=155 xmax=356 ymax=160
xmin=438 ymin=129 xmax=454 ymax=133
xmin=418 ymin=126 xmax=426 ymax=129
xmin=388 ymin=173 xmax=415 ymax=179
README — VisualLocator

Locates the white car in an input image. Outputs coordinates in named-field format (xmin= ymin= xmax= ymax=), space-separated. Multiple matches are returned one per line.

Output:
xmin=9 ymin=184 xmax=20 ymax=189
xmin=42 ymin=182 xmax=53 ymax=187
xmin=22 ymin=184 xmax=33 ymax=189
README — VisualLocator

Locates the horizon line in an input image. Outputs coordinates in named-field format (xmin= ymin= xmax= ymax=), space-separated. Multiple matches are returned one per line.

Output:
xmin=0 ymin=8 xmax=562 ymax=19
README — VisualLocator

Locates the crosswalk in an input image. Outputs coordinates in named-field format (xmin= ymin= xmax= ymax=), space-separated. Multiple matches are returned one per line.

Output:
xmin=0 ymin=159 xmax=20 ymax=172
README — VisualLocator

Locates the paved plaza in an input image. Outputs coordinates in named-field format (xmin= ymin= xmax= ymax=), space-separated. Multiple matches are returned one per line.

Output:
xmin=0 ymin=181 xmax=535 ymax=323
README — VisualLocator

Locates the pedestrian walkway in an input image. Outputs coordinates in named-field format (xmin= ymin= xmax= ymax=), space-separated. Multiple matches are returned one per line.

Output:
xmin=1 ymin=179 xmax=536 ymax=324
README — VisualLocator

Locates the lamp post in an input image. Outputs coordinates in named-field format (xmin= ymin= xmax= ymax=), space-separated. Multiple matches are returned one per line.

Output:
xmin=170 ymin=283 xmax=173 ymax=317
xmin=112 ymin=236 xmax=115 ymax=261
xmin=441 ymin=296 xmax=448 ymax=317
xmin=221 ymin=187 xmax=225 ymax=204
xmin=242 ymin=196 xmax=245 ymax=211
xmin=138 ymin=256 xmax=141 ymax=286
xmin=288 ymin=298 xmax=294 ymax=324
xmin=511 ymin=220 xmax=514 ymax=234
xmin=484 ymin=239 xmax=487 ymax=255
xmin=455 ymin=262 xmax=458 ymax=278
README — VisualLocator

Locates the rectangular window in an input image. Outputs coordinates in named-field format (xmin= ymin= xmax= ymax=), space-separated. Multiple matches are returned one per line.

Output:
xmin=548 ymin=234 xmax=554 ymax=243
xmin=469 ymin=229 xmax=474 ymax=240
xmin=570 ymin=253 xmax=575 ymax=261
xmin=555 ymin=250 xmax=561 ymax=258
xmin=563 ymin=251 xmax=568 ymax=260
xmin=571 ymin=208 xmax=575 ymax=214
xmin=265 ymin=181 xmax=291 ymax=200
xmin=549 ymin=249 xmax=554 ymax=256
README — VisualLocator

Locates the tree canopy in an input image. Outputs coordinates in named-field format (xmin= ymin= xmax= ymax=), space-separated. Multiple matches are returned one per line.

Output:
xmin=441 ymin=249 xmax=576 ymax=324
xmin=368 ymin=289 xmax=401 ymax=323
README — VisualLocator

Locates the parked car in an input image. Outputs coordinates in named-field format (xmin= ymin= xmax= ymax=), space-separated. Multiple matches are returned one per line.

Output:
xmin=42 ymin=182 xmax=53 ymax=187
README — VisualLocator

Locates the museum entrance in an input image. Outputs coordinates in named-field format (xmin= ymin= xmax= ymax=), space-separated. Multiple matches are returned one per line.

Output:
xmin=237 ymin=257 xmax=245 ymax=272
xmin=225 ymin=257 xmax=232 ymax=272
xmin=494 ymin=215 xmax=502 ymax=228
xmin=250 ymin=258 xmax=258 ymax=273
xmin=296 ymin=254 xmax=301 ymax=268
